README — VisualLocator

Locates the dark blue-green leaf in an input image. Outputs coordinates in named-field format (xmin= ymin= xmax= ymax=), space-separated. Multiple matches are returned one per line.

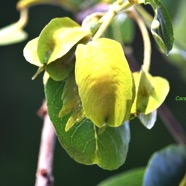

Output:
xmin=143 ymin=144 xmax=186 ymax=186
xmin=45 ymin=78 xmax=130 ymax=170
xmin=98 ymin=167 xmax=145 ymax=186
xmin=145 ymin=0 xmax=174 ymax=54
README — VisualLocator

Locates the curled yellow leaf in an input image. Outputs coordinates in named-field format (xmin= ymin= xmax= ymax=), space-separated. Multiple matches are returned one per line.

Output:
xmin=131 ymin=70 xmax=170 ymax=115
xmin=75 ymin=38 xmax=134 ymax=128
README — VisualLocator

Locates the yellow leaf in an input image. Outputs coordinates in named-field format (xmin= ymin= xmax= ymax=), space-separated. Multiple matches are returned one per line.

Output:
xmin=75 ymin=38 xmax=134 ymax=128
xmin=23 ymin=37 xmax=41 ymax=66
xmin=131 ymin=70 xmax=169 ymax=115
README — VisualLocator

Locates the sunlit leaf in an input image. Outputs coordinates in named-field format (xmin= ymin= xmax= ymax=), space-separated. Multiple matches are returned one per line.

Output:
xmin=37 ymin=17 xmax=91 ymax=64
xmin=45 ymin=78 xmax=130 ymax=170
xmin=75 ymin=38 xmax=134 ymax=128
xmin=144 ymin=0 xmax=174 ymax=54
xmin=144 ymin=145 xmax=186 ymax=186
xmin=23 ymin=37 xmax=41 ymax=66
xmin=98 ymin=167 xmax=145 ymax=186
xmin=131 ymin=70 xmax=169 ymax=115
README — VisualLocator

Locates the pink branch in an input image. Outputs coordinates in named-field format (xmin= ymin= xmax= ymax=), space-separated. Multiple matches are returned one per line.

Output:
xmin=35 ymin=101 xmax=56 ymax=186
xmin=158 ymin=104 xmax=186 ymax=144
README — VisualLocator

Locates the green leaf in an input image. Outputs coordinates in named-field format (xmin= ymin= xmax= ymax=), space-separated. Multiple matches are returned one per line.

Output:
xmin=131 ymin=70 xmax=169 ymax=115
xmin=75 ymin=38 xmax=134 ymax=128
xmin=45 ymin=78 xmax=130 ymax=170
xmin=144 ymin=145 xmax=186 ymax=186
xmin=0 ymin=23 xmax=27 ymax=46
xmin=45 ymin=48 xmax=75 ymax=81
xmin=37 ymin=17 xmax=90 ymax=64
xmin=23 ymin=37 xmax=76 ymax=81
xmin=138 ymin=110 xmax=157 ymax=129
xmin=98 ymin=167 xmax=145 ymax=186
xmin=144 ymin=0 xmax=174 ymax=54
xmin=161 ymin=0 xmax=180 ymax=19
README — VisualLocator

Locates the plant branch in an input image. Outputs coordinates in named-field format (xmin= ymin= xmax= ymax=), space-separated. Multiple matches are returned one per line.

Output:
xmin=158 ymin=104 xmax=186 ymax=144
xmin=128 ymin=7 xmax=151 ymax=72
xmin=93 ymin=9 xmax=116 ymax=40
xmin=35 ymin=101 xmax=56 ymax=186
xmin=92 ymin=0 xmax=135 ymax=40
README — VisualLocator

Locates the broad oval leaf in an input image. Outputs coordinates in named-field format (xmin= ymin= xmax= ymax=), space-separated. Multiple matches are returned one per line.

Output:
xmin=37 ymin=17 xmax=91 ymax=64
xmin=45 ymin=78 xmax=130 ymax=170
xmin=75 ymin=38 xmax=134 ymax=128
xmin=97 ymin=167 xmax=145 ymax=186
xmin=131 ymin=70 xmax=169 ymax=115
xmin=145 ymin=0 xmax=174 ymax=54
xmin=143 ymin=145 xmax=186 ymax=186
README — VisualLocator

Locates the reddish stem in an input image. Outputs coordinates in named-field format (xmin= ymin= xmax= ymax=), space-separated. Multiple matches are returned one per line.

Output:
xmin=35 ymin=101 xmax=56 ymax=186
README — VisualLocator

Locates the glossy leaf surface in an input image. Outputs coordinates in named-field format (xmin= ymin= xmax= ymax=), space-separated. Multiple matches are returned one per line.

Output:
xmin=145 ymin=0 xmax=174 ymax=54
xmin=144 ymin=145 xmax=186 ymax=186
xmin=45 ymin=78 xmax=130 ymax=170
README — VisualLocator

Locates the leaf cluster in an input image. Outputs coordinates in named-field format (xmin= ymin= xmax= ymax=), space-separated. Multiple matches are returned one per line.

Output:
xmin=22 ymin=0 xmax=174 ymax=170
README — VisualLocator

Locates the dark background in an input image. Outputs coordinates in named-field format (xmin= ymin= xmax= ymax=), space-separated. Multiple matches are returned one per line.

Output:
xmin=0 ymin=1 xmax=185 ymax=186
